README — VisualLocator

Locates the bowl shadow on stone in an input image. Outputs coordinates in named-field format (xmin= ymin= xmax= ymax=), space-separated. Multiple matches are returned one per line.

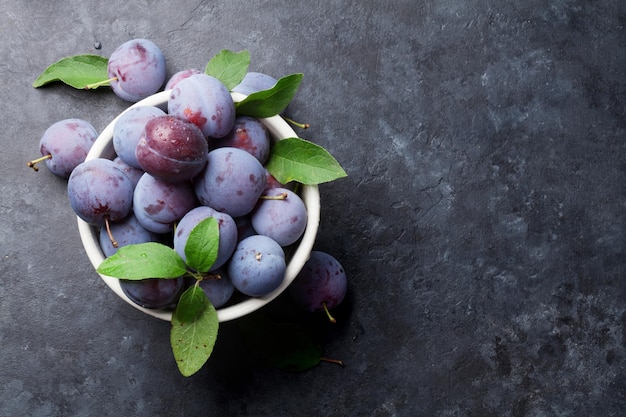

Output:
xmin=204 ymin=287 xmax=354 ymax=389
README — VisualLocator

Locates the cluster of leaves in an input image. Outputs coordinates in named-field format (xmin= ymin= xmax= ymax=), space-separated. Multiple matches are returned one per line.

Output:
xmin=97 ymin=218 xmax=220 ymax=376
xmin=34 ymin=48 xmax=347 ymax=376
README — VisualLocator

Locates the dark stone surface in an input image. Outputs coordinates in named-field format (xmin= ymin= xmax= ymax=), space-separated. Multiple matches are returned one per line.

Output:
xmin=1 ymin=1 xmax=624 ymax=416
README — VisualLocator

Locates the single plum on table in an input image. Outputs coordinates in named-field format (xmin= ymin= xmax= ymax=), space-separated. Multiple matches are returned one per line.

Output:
xmin=289 ymin=251 xmax=347 ymax=323
xmin=107 ymin=38 xmax=167 ymax=102
xmin=27 ymin=118 xmax=98 ymax=178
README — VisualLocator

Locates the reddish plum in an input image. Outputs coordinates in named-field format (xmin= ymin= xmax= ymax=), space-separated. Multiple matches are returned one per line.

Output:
xmin=168 ymin=74 xmax=235 ymax=138
xmin=212 ymin=116 xmax=270 ymax=164
xmin=135 ymin=115 xmax=208 ymax=183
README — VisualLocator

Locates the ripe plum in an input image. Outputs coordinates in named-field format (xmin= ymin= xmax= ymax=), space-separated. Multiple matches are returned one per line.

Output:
xmin=165 ymin=69 xmax=202 ymax=90
xmin=168 ymin=73 xmax=235 ymax=138
xmin=251 ymin=187 xmax=307 ymax=247
xmin=228 ymin=235 xmax=286 ymax=297
xmin=133 ymin=172 xmax=197 ymax=233
xmin=113 ymin=105 xmax=166 ymax=168
xmin=68 ymin=158 xmax=134 ymax=225
xmin=213 ymin=116 xmax=270 ymax=164
xmin=107 ymin=38 xmax=167 ymax=102
xmin=99 ymin=213 xmax=162 ymax=257
xmin=198 ymin=268 xmax=235 ymax=308
xmin=194 ymin=147 xmax=266 ymax=217
xmin=120 ymin=277 xmax=184 ymax=309
xmin=29 ymin=118 xmax=98 ymax=178
xmin=289 ymin=251 xmax=347 ymax=321
xmin=135 ymin=115 xmax=208 ymax=183
xmin=173 ymin=206 xmax=238 ymax=270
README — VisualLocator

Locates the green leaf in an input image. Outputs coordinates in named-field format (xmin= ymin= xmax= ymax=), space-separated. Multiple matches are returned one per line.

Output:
xmin=96 ymin=242 xmax=187 ymax=280
xmin=239 ymin=314 xmax=323 ymax=371
xmin=235 ymin=73 xmax=303 ymax=118
xmin=174 ymin=285 xmax=208 ymax=323
xmin=171 ymin=295 xmax=218 ymax=377
xmin=265 ymin=137 xmax=348 ymax=185
xmin=205 ymin=49 xmax=250 ymax=90
xmin=184 ymin=217 xmax=220 ymax=274
xmin=32 ymin=54 xmax=109 ymax=89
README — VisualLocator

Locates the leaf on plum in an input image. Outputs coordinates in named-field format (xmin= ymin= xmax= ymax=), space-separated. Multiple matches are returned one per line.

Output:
xmin=96 ymin=242 xmax=187 ymax=280
xmin=238 ymin=313 xmax=323 ymax=371
xmin=235 ymin=73 xmax=303 ymax=118
xmin=175 ymin=285 xmax=208 ymax=323
xmin=184 ymin=217 xmax=220 ymax=274
xmin=32 ymin=54 xmax=109 ymax=89
xmin=205 ymin=49 xmax=250 ymax=91
xmin=265 ymin=137 xmax=348 ymax=185
xmin=171 ymin=295 xmax=218 ymax=377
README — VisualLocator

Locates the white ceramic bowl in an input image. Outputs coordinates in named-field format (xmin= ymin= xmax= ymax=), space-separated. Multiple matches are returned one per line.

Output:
xmin=77 ymin=90 xmax=320 ymax=322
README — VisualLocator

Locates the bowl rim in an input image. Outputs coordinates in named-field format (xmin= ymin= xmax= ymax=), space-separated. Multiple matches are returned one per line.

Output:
xmin=78 ymin=90 xmax=320 ymax=322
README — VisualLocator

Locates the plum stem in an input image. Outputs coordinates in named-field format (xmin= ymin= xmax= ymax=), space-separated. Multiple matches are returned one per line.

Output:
xmin=27 ymin=154 xmax=52 ymax=172
xmin=282 ymin=116 xmax=310 ymax=129
xmin=85 ymin=76 xmax=117 ymax=90
xmin=322 ymin=301 xmax=337 ymax=323
xmin=320 ymin=357 xmax=345 ymax=367
xmin=202 ymin=273 xmax=222 ymax=280
xmin=259 ymin=192 xmax=288 ymax=200
xmin=104 ymin=215 xmax=119 ymax=248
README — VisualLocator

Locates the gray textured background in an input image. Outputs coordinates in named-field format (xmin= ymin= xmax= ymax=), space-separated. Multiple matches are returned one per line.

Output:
xmin=1 ymin=1 xmax=625 ymax=416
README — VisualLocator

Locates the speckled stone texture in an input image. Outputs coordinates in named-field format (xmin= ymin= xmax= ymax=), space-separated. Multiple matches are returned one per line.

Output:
xmin=1 ymin=1 xmax=624 ymax=416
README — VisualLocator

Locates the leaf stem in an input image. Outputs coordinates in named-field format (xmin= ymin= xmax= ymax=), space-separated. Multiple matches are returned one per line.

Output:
xmin=259 ymin=192 xmax=288 ymax=200
xmin=84 ymin=76 xmax=117 ymax=90
xmin=282 ymin=116 xmax=310 ymax=129
xmin=187 ymin=270 xmax=204 ymax=281
xmin=202 ymin=272 xmax=222 ymax=280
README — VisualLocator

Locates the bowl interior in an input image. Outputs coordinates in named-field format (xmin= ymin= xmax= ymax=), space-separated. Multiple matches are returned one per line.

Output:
xmin=78 ymin=90 xmax=320 ymax=322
